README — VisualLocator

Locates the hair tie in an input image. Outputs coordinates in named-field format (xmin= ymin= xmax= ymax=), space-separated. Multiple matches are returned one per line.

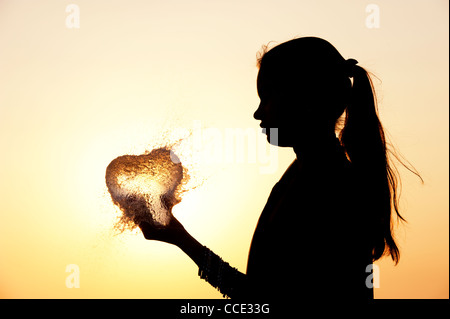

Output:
xmin=345 ymin=58 xmax=359 ymax=78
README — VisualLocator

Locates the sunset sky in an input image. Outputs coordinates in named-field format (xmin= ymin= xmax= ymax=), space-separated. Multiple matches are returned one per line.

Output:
xmin=0 ymin=0 xmax=448 ymax=299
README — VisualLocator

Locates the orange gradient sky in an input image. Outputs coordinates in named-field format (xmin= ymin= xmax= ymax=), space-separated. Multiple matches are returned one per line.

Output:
xmin=0 ymin=0 xmax=448 ymax=299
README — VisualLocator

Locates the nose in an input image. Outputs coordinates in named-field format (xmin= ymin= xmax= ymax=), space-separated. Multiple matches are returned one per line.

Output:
xmin=254 ymin=103 xmax=263 ymax=120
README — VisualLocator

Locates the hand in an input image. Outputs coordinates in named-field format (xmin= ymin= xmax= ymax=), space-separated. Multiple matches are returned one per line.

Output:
xmin=140 ymin=215 xmax=206 ymax=269
xmin=139 ymin=216 xmax=186 ymax=246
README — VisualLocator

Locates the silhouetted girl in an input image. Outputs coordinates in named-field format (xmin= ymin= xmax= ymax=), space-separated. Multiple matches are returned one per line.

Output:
xmin=139 ymin=37 xmax=420 ymax=302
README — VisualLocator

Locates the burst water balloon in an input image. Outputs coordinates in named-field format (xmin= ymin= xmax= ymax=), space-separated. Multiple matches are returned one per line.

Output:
xmin=105 ymin=147 xmax=185 ymax=229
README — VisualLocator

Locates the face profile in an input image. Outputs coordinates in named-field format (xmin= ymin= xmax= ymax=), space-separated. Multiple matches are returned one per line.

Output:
xmin=254 ymin=71 xmax=308 ymax=147
xmin=253 ymin=37 xmax=353 ymax=149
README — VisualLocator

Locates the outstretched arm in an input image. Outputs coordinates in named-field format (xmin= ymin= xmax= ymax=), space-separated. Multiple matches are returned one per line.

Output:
xmin=139 ymin=218 xmax=247 ymax=298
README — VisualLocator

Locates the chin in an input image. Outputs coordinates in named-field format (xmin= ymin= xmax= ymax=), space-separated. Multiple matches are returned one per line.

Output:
xmin=265 ymin=130 xmax=292 ymax=147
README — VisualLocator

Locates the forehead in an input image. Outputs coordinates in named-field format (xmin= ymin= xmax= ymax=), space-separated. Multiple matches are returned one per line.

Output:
xmin=257 ymin=65 xmax=296 ymax=97
xmin=256 ymin=67 xmax=272 ymax=94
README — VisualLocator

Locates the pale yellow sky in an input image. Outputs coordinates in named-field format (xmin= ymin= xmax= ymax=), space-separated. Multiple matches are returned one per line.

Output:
xmin=0 ymin=0 xmax=448 ymax=298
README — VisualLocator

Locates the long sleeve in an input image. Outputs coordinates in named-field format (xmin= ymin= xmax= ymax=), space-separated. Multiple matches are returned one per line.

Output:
xmin=198 ymin=246 xmax=247 ymax=299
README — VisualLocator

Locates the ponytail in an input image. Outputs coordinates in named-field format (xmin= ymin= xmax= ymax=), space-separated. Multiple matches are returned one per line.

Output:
xmin=339 ymin=65 xmax=404 ymax=264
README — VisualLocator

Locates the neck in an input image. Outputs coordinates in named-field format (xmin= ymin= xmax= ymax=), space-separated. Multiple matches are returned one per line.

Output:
xmin=293 ymin=130 xmax=340 ymax=165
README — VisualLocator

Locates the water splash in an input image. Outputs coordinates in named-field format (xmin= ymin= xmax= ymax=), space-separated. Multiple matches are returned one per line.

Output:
xmin=105 ymin=147 xmax=187 ymax=231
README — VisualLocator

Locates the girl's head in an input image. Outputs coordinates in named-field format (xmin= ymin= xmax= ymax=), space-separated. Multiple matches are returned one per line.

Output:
xmin=254 ymin=37 xmax=420 ymax=265
xmin=254 ymin=37 xmax=354 ymax=147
